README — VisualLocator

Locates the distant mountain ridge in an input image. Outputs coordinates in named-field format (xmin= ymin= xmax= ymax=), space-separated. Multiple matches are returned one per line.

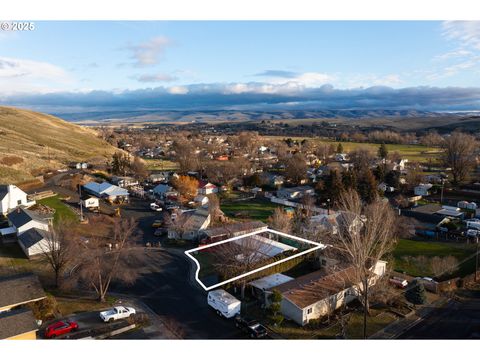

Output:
xmin=56 ymin=109 xmax=459 ymax=124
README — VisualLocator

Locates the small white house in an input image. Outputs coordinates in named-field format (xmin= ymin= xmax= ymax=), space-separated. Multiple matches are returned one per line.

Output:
xmin=0 ymin=185 xmax=35 ymax=215
xmin=273 ymin=260 xmax=387 ymax=326
xmin=168 ymin=208 xmax=211 ymax=241
xmin=5 ymin=208 xmax=50 ymax=236
xmin=17 ymin=228 xmax=53 ymax=258
xmin=198 ymin=182 xmax=218 ymax=195
xmin=414 ymin=183 xmax=433 ymax=196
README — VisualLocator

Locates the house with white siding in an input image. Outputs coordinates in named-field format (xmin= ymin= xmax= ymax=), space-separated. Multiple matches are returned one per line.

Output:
xmin=272 ymin=260 xmax=387 ymax=326
xmin=0 ymin=185 xmax=35 ymax=215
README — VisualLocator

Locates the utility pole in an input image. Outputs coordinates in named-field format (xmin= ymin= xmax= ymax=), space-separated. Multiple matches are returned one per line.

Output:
xmin=79 ymin=184 xmax=84 ymax=222
xmin=440 ymin=178 xmax=445 ymax=205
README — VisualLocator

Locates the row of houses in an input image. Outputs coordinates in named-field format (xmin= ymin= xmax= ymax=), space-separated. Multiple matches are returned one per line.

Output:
xmin=0 ymin=185 xmax=55 ymax=258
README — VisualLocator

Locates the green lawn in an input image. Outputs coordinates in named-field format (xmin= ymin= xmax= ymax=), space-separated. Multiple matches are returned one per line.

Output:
xmin=393 ymin=238 xmax=476 ymax=278
xmin=220 ymin=199 xmax=279 ymax=222
xmin=38 ymin=195 xmax=77 ymax=223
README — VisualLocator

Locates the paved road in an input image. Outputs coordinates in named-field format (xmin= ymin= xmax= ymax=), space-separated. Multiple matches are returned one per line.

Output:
xmin=399 ymin=292 xmax=480 ymax=339
xmin=111 ymin=248 xmax=245 ymax=339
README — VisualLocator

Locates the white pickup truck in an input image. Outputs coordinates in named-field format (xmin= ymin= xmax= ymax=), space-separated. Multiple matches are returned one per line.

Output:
xmin=99 ymin=306 xmax=136 ymax=323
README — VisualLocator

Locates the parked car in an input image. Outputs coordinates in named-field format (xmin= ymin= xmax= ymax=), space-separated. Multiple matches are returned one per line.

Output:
xmin=389 ymin=277 xmax=408 ymax=289
xmin=150 ymin=203 xmax=162 ymax=212
xmin=100 ymin=306 xmax=136 ymax=323
xmin=152 ymin=220 xmax=163 ymax=228
xmin=154 ymin=227 xmax=167 ymax=236
xmin=44 ymin=320 xmax=78 ymax=338
xmin=207 ymin=290 xmax=241 ymax=318
xmin=234 ymin=316 xmax=268 ymax=338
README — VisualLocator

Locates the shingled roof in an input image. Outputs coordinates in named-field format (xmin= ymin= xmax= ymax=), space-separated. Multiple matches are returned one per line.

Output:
xmin=0 ymin=273 xmax=46 ymax=309
xmin=0 ymin=309 xmax=39 ymax=339
xmin=18 ymin=228 xmax=50 ymax=249
xmin=7 ymin=207 xmax=50 ymax=229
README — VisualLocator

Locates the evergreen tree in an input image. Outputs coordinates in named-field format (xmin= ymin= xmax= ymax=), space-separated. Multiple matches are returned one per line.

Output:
xmin=357 ymin=169 xmax=378 ymax=203
xmin=325 ymin=170 xmax=344 ymax=203
xmin=336 ymin=143 xmax=344 ymax=154
xmin=267 ymin=290 xmax=284 ymax=326
xmin=378 ymin=142 xmax=388 ymax=160
xmin=342 ymin=169 xmax=358 ymax=190
xmin=373 ymin=164 xmax=386 ymax=182
xmin=405 ymin=279 xmax=427 ymax=305
xmin=385 ymin=170 xmax=401 ymax=188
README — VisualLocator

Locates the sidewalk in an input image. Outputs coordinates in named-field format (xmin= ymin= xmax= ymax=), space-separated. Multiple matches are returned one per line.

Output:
xmin=369 ymin=297 xmax=450 ymax=339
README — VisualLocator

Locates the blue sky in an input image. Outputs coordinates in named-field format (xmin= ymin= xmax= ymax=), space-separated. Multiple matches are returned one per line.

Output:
xmin=2 ymin=21 xmax=480 ymax=111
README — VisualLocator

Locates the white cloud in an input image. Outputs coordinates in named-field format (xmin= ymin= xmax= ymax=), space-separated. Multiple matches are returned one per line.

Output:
xmin=127 ymin=36 xmax=171 ymax=67
xmin=442 ymin=21 xmax=480 ymax=50
xmin=168 ymin=85 xmax=189 ymax=95
xmin=0 ymin=56 xmax=73 ymax=94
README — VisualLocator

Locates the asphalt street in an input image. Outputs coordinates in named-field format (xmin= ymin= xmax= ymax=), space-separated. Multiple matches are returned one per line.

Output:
xmin=399 ymin=292 xmax=480 ymax=339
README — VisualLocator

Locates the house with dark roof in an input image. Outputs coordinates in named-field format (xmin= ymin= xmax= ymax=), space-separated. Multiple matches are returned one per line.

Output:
xmin=18 ymin=228 xmax=51 ymax=258
xmin=0 ymin=184 xmax=35 ymax=215
xmin=1 ymin=207 xmax=53 ymax=258
xmin=3 ymin=207 xmax=51 ymax=236
xmin=0 ymin=273 xmax=46 ymax=340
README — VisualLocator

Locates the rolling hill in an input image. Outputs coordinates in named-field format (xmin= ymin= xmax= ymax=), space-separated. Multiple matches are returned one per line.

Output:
xmin=0 ymin=106 xmax=118 ymax=184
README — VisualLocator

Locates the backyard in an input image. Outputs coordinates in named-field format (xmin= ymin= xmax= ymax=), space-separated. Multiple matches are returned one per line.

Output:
xmin=38 ymin=195 xmax=77 ymax=223
xmin=393 ymin=238 xmax=476 ymax=279
xmin=220 ymin=198 xmax=279 ymax=222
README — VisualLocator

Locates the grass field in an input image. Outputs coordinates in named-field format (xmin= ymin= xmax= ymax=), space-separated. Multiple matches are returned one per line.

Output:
xmin=38 ymin=195 xmax=77 ymax=223
xmin=220 ymin=198 xmax=279 ymax=222
xmin=393 ymin=238 xmax=476 ymax=278
xmin=0 ymin=106 xmax=118 ymax=184
xmin=143 ymin=158 xmax=179 ymax=171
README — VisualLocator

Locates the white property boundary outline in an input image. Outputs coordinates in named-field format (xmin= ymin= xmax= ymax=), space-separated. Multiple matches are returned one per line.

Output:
xmin=184 ymin=228 xmax=326 ymax=291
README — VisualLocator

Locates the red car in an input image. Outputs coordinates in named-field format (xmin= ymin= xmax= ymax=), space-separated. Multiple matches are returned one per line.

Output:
xmin=44 ymin=321 xmax=79 ymax=338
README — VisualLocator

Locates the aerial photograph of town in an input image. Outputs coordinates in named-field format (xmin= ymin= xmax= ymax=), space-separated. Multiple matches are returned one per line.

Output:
xmin=1 ymin=1 xmax=479 ymax=359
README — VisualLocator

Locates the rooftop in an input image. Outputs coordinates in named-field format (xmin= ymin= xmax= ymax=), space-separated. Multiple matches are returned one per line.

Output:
xmin=0 ymin=273 xmax=46 ymax=309
xmin=7 ymin=207 xmax=51 ymax=228
xmin=273 ymin=266 xmax=357 ymax=309
xmin=18 ymin=227 xmax=50 ymax=249
xmin=0 ymin=309 xmax=39 ymax=339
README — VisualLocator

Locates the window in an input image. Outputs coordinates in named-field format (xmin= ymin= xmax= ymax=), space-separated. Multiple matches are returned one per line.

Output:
xmin=17 ymin=200 xmax=22 ymax=205
xmin=307 ymin=308 xmax=313 ymax=314
xmin=321 ymin=259 xmax=327 ymax=266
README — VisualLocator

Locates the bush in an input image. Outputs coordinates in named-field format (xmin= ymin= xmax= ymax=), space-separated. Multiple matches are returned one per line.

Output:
xmin=27 ymin=296 xmax=58 ymax=321
xmin=405 ymin=279 xmax=427 ymax=305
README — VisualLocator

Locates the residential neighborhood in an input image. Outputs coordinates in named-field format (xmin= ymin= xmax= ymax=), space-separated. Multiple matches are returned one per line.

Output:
xmin=1 ymin=14 xmax=480 ymax=360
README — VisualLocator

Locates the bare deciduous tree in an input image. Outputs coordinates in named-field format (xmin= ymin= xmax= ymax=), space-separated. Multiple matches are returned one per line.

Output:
xmin=77 ymin=217 xmax=139 ymax=302
xmin=328 ymin=189 xmax=398 ymax=339
xmin=212 ymin=235 xmax=273 ymax=299
xmin=430 ymin=256 xmax=459 ymax=277
xmin=268 ymin=207 xmax=292 ymax=234
xmin=40 ymin=220 xmax=79 ymax=289
xmin=443 ymin=131 xmax=477 ymax=185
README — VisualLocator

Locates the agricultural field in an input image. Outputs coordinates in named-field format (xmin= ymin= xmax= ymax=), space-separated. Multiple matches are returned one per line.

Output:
xmin=264 ymin=136 xmax=442 ymax=163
